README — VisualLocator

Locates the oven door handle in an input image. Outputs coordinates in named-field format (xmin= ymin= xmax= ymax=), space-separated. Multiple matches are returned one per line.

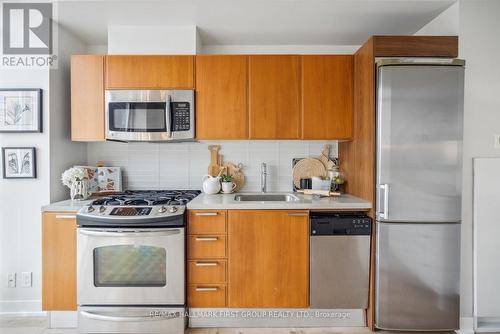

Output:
xmin=80 ymin=310 xmax=181 ymax=322
xmin=78 ymin=228 xmax=182 ymax=237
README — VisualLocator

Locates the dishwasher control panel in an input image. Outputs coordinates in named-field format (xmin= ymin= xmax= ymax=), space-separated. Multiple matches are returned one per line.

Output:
xmin=310 ymin=212 xmax=372 ymax=235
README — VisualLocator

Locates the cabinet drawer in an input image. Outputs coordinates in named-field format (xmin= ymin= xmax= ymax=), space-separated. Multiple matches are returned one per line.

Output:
xmin=188 ymin=284 xmax=226 ymax=307
xmin=188 ymin=210 xmax=226 ymax=235
xmin=187 ymin=235 xmax=226 ymax=259
xmin=188 ymin=260 xmax=227 ymax=284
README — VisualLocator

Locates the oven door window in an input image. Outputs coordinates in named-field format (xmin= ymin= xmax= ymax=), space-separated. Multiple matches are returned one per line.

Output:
xmin=94 ymin=245 xmax=166 ymax=287
xmin=109 ymin=102 xmax=167 ymax=132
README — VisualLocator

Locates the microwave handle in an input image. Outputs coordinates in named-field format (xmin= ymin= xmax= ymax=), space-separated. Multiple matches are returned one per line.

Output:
xmin=166 ymin=94 xmax=172 ymax=139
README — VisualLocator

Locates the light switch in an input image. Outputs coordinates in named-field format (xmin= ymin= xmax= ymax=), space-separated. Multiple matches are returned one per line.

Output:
xmin=494 ymin=134 xmax=500 ymax=149
xmin=7 ymin=273 xmax=16 ymax=288
xmin=21 ymin=272 xmax=32 ymax=288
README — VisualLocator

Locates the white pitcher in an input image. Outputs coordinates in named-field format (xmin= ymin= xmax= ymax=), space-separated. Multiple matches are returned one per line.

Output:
xmin=202 ymin=175 xmax=221 ymax=194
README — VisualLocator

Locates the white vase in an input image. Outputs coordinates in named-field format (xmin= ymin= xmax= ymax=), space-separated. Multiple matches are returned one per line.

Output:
xmin=71 ymin=180 xmax=90 ymax=200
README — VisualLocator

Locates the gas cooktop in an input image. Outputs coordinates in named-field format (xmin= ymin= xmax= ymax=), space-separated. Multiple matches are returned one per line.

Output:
xmin=76 ymin=190 xmax=201 ymax=227
xmin=90 ymin=190 xmax=201 ymax=206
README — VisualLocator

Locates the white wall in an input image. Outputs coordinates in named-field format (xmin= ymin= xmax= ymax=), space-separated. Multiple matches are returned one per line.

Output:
xmin=0 ymin=68 xmax=50 ymax=314
xmin=0 ymin=25 xmax=87 ymax=314
xmin=108 ymin=25 xmax=199 ymax=55
xmin=414 ymin=2 xmax=459 ymax=36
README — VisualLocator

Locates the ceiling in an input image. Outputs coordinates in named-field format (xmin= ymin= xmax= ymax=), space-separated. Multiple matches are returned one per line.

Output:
xmin=56 ymin=0 xmax=456 ymax=46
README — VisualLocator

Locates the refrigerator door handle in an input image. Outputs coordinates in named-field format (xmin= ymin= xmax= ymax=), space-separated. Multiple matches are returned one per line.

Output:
xmin=377 ymin=184 xmax=389 ymax=219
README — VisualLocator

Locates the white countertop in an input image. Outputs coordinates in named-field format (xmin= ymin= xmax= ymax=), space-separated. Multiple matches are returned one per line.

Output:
xmin=41 ymin=199 xmax=93 ymax=212
xmin=186 ymin=192 xmax=371 ymax=210
xmin=42 ymin=193 xmax=371 ymax=213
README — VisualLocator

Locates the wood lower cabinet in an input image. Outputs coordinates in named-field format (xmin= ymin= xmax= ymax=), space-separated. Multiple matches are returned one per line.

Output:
xmin=248 ymin=55 xmax=301 ymax=139
xmin=187 ymin=210 xmax=228 ymax=307
xmin=195 ymin=55 xmax=248 ymax=139
xmin=42 ymin=212 xmax=77 ymax=311
xmin=228 ymin=210 xmax=309 ymax=308
xmin=105 ymin=55 xmax=194 ymax=89
xmin=71 ymin=55 xmax=105 ymax=141
xmin=302 ymin=55 xmax=353 ymax=139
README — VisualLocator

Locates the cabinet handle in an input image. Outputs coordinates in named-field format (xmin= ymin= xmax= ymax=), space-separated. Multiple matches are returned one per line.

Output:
xmin=287 ymin=212 xmax=307 ymax=217
xmin=195 ymin=212 xmax=218 ymax=216
xmin=55 ymin=214 xmax=76 ymax=219
xmin=195 ymin=287 xmax=218 ymax=292
xmin=195 ymin=262 xmax=218 ymax=267
xmin=195 ymin=237 xmax=218 ymax=241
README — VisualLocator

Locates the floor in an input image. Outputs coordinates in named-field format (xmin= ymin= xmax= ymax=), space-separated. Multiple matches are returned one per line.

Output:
xmin=0 ymin=316 xmax=454 ymax=334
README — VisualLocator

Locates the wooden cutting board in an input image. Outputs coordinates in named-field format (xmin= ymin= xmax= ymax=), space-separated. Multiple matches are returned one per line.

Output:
xmin=292 ymin=158 xmax=327 ymax=189
xmin=223 ymin=163 xmax=245 ymax=192
xmin=319 ymin=144 xmax=335 ymax=170
xmin=208 ymin=145 xmax=221 ymax=176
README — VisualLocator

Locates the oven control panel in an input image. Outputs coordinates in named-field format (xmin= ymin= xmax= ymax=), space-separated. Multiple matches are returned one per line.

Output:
xmin=171 ymin=102 xmax=191 ymax=132
xmin=110 ymin=207 xmax=152 ymax=216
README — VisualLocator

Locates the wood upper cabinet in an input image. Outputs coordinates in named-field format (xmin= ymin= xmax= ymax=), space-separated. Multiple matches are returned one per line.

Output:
xmin=248 ymin=55 xmax=301 ymax=139
xmin=302 ymin=55 xmax=353 ymax=139
xmin=42 ymin=212 xmax=77 ymax=311
xmin=71 ymin=55 xmax=105 ymax=141
xmin=105 ymin=55 xmax=194 ymax=89
xmin=195 ymin=55 xmax=248 ymax=139
xmin=228 ymin=210 xmax=309 ymax=308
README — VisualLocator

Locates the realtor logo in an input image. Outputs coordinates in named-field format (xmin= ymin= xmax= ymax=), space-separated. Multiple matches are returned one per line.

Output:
xmin=2 ymin=2 xmax=52 ymax=54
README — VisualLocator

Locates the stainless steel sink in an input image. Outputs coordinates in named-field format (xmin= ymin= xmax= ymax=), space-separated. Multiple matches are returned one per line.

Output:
xmin=234 ymin=194 xmax=299 ymax=202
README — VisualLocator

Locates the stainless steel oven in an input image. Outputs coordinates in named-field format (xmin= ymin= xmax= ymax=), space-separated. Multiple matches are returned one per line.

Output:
xmin=105 ymin=90 xmax=194 ymax=142
xmin=77 ymin=227 xmax=184 ymax=306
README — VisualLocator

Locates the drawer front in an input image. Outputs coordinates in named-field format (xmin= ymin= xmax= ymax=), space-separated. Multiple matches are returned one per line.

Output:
xmin=188 ymin=260 xmax=226 ymax=284
xmin=187 ymin=235 xmax=226 ymax=259
xmin=188 ymin=284 xmax=226 ymax=307
xmin=188 ymin=210 xmax=227 ymax=235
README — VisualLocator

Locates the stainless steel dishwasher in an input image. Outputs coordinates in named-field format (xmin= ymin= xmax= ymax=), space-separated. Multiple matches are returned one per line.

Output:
xmin=310 ymin=212 xmax=372 ymax=309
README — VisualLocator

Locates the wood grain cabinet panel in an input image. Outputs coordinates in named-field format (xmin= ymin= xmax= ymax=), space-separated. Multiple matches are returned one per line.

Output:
xmin=105 ymin=55 xmax=194 ymax=89
xmin=187 ymin=235 xmax=227 ymax=259
xmin=228 ymin=210 xmax=309 ymax=308
xmin=188 ymin=284 xmax=227 ymax=308
xmin=302 ymin=55 xmax=353 ymax=139
xmin=71 ymin=55 xmax=105 ymax=141
xmin=195 ymin=56 xmax=248 ymax=139
xmin=248 ymin=56 xmax=301 ymax=139
xmin=42 ymin=212 xmax=77 ymax=311
xmin=188 ymin=210 xmax=227 ymax=235
xmin=188 ymin=260 xmax=227 ymax=284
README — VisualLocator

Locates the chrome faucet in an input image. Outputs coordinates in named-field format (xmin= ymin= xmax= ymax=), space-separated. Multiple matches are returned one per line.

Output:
xmin=260 ymin=163 xmax=267 ymax=193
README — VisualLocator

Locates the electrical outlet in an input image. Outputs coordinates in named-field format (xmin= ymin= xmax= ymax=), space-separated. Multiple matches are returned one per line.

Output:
xmin=494 ymin=134 xmax=500 ymax=148
xmin=7 ymin=273 xmax=16 ymax=288
xmin=21 ymin=272 xmax=32 ymax=288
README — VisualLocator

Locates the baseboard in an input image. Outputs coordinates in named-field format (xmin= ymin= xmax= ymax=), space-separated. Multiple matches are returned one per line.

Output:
xmin=0 ymin=300 xmax=42 ymax=315
xmin=49 ymin=311 xmax=77 ymax=328
xmin=457 ymin=317 xmax=474 ymax=334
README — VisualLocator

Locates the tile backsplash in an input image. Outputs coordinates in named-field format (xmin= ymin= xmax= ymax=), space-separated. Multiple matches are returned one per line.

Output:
xmin=87 ymin=140 xmax=338 ymax=192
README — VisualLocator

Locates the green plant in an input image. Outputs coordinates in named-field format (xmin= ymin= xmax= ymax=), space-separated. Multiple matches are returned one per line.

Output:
xmin=221 ymin=174 xmax=233 ymax=183
xmin=332 ymin=175 xmax=344 ymax=185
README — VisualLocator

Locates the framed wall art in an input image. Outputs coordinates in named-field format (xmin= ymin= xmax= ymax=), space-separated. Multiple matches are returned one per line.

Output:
xmin=0 ymin=89 xmax=43 ymax=133
xmin=2 ymin=147 xmax=37 ymax=179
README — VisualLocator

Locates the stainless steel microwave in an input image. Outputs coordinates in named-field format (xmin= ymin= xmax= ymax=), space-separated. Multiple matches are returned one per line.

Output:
xmin=105 ymin=90 xmax=195 ymax=142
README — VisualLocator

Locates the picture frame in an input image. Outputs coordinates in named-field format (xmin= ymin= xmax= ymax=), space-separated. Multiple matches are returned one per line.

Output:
xmin=2 ymin=147 xmax=37 ymax=179
xmin=0 ymin=89 xmax=43 ymax=133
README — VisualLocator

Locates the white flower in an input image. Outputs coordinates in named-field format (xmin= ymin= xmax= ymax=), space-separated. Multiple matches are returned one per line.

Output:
xmin=61 ymin=167 xmax=85 ymax=188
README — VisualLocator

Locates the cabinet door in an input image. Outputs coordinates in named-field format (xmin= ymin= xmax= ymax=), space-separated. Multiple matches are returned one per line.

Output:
xmin=228 ymin=210 xmax=309 ymax=308
xmin=106 ymin=55 xmax=194 ymax=89
xmin=302 ymin=55 xmax=353 ymax=139
xmin=42 ymin=212 xmax=77 ymax=311
xmin=71 ymin=55 xmax=105 ymax=141
xmin=196 ymin=56 xmax=248 ymax=139
xmin=248 ymin=56 xmax=301 ymax=139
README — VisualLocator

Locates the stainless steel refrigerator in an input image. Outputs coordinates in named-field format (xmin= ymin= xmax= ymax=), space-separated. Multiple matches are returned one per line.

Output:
xmin=374 ymin=59 xmax=464 ymax=331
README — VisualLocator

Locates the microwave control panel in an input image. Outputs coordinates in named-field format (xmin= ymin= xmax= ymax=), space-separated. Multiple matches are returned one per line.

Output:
xmin=171 ymin=102 xmax=191 ymax=131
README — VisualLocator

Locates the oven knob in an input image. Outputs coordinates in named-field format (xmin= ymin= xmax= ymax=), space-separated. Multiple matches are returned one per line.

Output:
xmin=167 ymin=206 xmax=178 ymax=213
xmin=158 ymin=206 xmax=167 ymax=213
xmin=99 ymin=205 xmax=106 ymax=213
xmin=87 ymin=205 xmax=95 ymax=212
